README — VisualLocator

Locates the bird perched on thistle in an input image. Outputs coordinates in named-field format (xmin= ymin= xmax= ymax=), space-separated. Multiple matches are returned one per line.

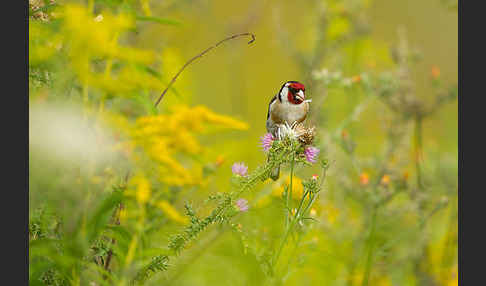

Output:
xmin=266 ymin=81 xmax=311 ymax=180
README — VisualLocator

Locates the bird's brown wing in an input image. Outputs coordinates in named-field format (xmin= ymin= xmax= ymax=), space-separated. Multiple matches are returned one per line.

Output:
xmin=267 ymin=94 xmax=278 ymax=120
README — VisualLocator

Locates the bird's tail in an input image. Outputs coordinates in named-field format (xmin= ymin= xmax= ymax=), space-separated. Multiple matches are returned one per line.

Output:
xmin=270 ymin=164 xmax=280 ymax=181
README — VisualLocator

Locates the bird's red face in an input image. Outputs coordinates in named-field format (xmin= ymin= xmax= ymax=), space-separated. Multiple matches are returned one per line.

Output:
xmin=287 ymin=82 xmax=306 ymax=105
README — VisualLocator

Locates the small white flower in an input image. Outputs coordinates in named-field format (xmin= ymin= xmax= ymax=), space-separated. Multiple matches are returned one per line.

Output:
xmin=94 ymin=14 xmax=104 ymax=22
xmin=311 ymin=68 xmax=329 ymax=80
xmin=342 ymin=78 xmax=352 ymax=87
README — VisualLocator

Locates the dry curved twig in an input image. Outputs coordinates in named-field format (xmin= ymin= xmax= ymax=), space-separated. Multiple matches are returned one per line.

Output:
xmin=154 ymin=32 xmax=256 ymax=107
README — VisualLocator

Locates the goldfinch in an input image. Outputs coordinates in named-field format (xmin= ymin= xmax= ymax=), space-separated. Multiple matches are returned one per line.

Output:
xmin=266 ymin=81 xmax=311 ymax=180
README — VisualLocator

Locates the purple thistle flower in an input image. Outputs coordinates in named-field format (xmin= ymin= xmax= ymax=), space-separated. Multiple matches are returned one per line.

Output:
xmin=260 ymin=133 xmax=275 ymax=152
xmin=232 ymin=162 xmax=248 ymax=177
xmin=236 ymin=198 xmax=249 ymax=212
xmin=304 ymin=146 xmax=320 ymax=164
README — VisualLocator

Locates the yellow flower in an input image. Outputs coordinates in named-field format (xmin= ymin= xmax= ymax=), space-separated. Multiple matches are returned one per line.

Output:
xmin=104 ymin=105 xmax=247 ymax=187
xmin=119 ymin=208 xmax=128 ymax=223
xmin=128 ymin=174 xmax=151 ymax=204
xmin=310 ymin=208 xmax=317 ymax=217
xmin=271 ymin=175 xmax=304 ymax=199
xmin=256 ymin=175 xmax=306 ymax=208
xmin=198 ymin=106 xmax=249 ymax=130
xmin=155 ymin=200 xmax=189 ymax=225
xmin=55 ymin=4 xmax=159 ymax=94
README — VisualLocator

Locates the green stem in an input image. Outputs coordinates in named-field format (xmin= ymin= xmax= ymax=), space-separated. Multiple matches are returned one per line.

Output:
xmin=235 ymin=148 xmax=287 ymax=198
xmin=273 ymin=210 xmax=298 ymax=271
xmin=289 ymin=160 xmax=294 ymax=204
xmin=295 ymin=190 xmax=310 ymax=218
xmin=273 ymin=189 xmax=313 ymax=277
xmin=301 ymin=193 xmax=316 ymax=217
xmin=362 ymin=206 xmax=378 ymax=286
xmin=273 ymin=149 xmax=298 ymax=273
xmin=287 ymin=150 xmax=295 ymax=225
xmin=272 ymin=190 xmax=311 ymax=277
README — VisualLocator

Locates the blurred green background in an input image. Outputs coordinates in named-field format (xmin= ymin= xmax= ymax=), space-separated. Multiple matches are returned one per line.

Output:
xmin=143 ymin=0 xmax=457 ymax=171
xmin=29 ymin=0 xmax=457 ymax=285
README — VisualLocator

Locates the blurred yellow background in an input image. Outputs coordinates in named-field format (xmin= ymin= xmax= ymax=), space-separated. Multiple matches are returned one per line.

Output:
xmin=29 ymin=0 xmax=457 ymax=285
xmin=138 ymin=0 xmax=457 ymax=176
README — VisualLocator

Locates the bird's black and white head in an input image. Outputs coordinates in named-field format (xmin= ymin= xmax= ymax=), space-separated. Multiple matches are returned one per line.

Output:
xmin=278 ymin=81 xmax=306 ymax=105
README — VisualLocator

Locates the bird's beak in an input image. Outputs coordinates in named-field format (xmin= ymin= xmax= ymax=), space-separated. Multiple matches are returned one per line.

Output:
xmin=296 ymin=90 xmax=305 ymax=101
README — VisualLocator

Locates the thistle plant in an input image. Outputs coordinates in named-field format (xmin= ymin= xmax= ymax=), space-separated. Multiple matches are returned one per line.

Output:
xmin=29 ymin=1 xmax=457 ymax=285
xmin=131 ymin=122 xmax=327 ymax=284
xmin=262 ymin=123 xmax=328 ymax=279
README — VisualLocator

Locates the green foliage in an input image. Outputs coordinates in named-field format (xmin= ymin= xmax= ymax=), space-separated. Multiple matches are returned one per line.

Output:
xmin=131 ymin=255 xmax=169 ymax=285
xmin=29 ymin=0 xmax=457 ymax=285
